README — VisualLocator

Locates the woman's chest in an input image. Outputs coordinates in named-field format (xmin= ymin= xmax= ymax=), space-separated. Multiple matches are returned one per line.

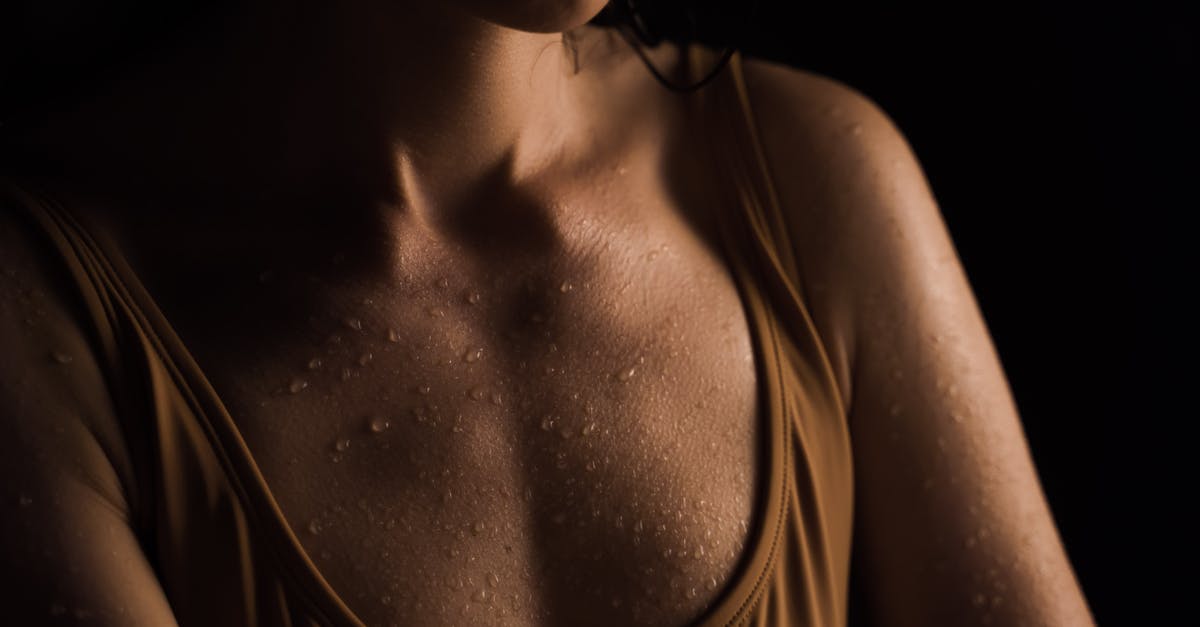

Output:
xmin=143 ymin=195 xmax=764 ymax=626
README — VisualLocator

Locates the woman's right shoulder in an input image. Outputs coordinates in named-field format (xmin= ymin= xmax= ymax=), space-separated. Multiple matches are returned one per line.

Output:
xmin=0 ymin=181 xmax=136 ymax=514
xmin=0 ymin=186 xmax=179 ymax=625
xmin=0 ymin=180 xmax=86 ymax=354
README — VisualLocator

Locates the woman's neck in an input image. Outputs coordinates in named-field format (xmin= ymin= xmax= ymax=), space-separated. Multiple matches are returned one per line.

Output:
xmin=17 ymin=1 xmax=595 ymax=219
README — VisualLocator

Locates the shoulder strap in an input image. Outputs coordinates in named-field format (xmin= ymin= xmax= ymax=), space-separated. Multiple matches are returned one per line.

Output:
xmin=0 ymin=176 xmax=365 ymax=626
xmin=1 ymin=176 xmax=159 ymax=534
xmin=691 ymin=50 xmax=849 ymax=418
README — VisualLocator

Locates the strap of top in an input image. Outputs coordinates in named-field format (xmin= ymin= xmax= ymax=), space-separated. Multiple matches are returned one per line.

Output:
xmin=690 ymin=50 xmax=856 ymax=626
xmin=0 ymin=177 xmax=365 ymax=627
xmin=692 ymin=49 xmax=848 ymax=419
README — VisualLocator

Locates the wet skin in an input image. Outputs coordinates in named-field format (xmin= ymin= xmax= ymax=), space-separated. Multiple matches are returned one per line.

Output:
xmin=7 ymin=29 xmax=762 ymax=626
xmin=0 ymin=1 xmax=1097 ymax=625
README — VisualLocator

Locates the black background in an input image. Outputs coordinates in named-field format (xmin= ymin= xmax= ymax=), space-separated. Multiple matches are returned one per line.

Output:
xmin=726 ymin=1 xmax=1195 ymax=625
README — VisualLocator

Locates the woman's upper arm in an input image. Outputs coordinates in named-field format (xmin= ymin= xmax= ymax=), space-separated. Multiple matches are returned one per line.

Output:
xmin=0 ymin=210 xmax=178 ymax=626
xmin=740 ymin=60 xmax=1095 ymax=626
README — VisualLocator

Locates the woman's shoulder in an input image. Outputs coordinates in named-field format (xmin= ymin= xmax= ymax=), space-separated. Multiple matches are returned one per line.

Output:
xmin=728 ymin=56 xmax=943 ymax=402
xmin=0 ymin=182 xmax=178 ymax=625
xmin=735 ymin=55 xmax=915 ymax=184
xmin=0 ymin=183 xmax=135 ymax=493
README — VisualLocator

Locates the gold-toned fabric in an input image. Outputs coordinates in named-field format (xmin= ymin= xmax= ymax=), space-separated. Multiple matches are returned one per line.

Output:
xmin=1 ymin=50 xmax=852 ymax=627
xmin=690 ymin=50 xmax=854 ymax=627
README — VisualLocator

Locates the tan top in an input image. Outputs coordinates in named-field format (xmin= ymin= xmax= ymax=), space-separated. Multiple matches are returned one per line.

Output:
xmin=1 ymin=51 xmax=853 ymax=626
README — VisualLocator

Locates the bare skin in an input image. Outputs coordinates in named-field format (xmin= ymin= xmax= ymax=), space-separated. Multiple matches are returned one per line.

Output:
xmin=0 ymin=1 xmax=1095 ymax=626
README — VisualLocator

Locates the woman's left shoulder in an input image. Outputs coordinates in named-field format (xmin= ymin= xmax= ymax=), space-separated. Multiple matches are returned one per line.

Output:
xmin=736 ymin=55 xmax=920 ymax=190
xmin=732 ymin=56 xmax=947 ymax=403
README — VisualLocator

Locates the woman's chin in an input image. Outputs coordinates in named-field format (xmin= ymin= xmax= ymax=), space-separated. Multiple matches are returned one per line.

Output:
xmin=454 ymin=0 xmax=610 ymax=33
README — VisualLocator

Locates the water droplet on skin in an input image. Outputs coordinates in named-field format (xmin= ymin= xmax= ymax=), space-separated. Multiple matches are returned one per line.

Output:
xmin=616 ymin=366 xmax=637 ymax=382
xmin=308 ymin=519 xmax=322 ymax=535
xmin=428 ymin=307 xmax=447 ymax=318
xmin=707 ymin=576 xmax=718 ymax=590
xmin=634 ymin=520 xmax=644 ymax=533
xmin=559 ymin=281 xmax=574 ymax=293
xmin=486 ymin=572 xmax=500 ymax=588
xmin=952 ymin=413 xmax=965 ymax=423
xmin=387 ymin=328 xmax=401 ymax=343
xmin=472 ymin=588 xmax=489 ymax=603
xmin=381 ymin=595 xmax=392 ymax=606
xmin=468 ymin=386 xmax=487 ymax=401
xmin=558 ymin=425 xmax=574 ymax=440
xmin=357 ymin=352 xmax=373 ymax=366
xmin=368 ymin=417 xmax=391 ymax=433
xmin=686 ymin=587 xmax=697 ymax=599
xmin=50 ymin=352 xmax=73 ymax=364
xmin=343 ymin=316 xmax=363 ymax=332
xmin=581 ymin=422 xmax=597 ymax=436
xmin=464 ymin=347 xmax=483 ymax=363
xmin=307 ymin=358 xmax=323 ymax=370
xmin=334 ymin=438 xmax=351 ymax=453
xmin=585 ymin=459 xmax=598 ymax=472
xmin=466 ymin=292 xmax=482 ymax=305
xmin=340 ymin=367 xmax=353 ymax=381
xmin=436 ymin=277 xmax=450 ymax=289
xmin=288 ymin=378 xmax=308 ymax=394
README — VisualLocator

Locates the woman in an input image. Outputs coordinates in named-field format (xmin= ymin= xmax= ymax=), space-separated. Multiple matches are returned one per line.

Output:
xmin=0 ymin=1 xmax=1094 ymax=625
